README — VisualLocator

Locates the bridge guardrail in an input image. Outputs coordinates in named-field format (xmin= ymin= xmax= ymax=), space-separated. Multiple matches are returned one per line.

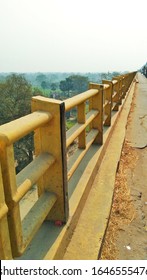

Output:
xmin=0 ymin=71 xmax=136 ymax=258
xmin=66 ymin=72 xmax=136 ymax=180
xmin=0 ymin=102 xmax=69 ymax=257
xmin=0 ymin=163 xmax=12 ymax=259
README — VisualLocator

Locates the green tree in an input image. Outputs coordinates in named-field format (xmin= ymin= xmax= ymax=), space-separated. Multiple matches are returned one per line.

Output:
xmin=36 ymin=74 xmax=47 ymax=85
xmin=32 ymin=87 xmax=43 ymax=96
xmin=0 ymin=74 xmax=32 ymax=123
xmin=0 ymin=74 xmax=34 ymax=173
xmin=69 ymin=75 xmax=88 ymax=94
xmin=50 ymin=82 xmax=57 ymax=91
xmin=41 ymin=80 xmax=48 ymax=90
xmin=59 ymin=77 xmax=73 ymax=97
xmin=100 ymin=72 xmax=121 ymax=82
xmin=59 ymin=75 xmax=88 ymax=97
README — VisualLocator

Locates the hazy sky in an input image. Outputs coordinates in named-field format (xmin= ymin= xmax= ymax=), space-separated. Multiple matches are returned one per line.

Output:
xmin=0 ymin=0 xmax=147 ymax=73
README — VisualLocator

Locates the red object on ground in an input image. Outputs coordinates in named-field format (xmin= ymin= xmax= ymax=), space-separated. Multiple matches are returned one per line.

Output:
xmin=55 ymin=220 xmax=63 ymax=226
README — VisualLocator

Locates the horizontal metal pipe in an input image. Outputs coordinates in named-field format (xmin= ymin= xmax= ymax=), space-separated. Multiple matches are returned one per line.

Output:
xmin=112 ymin=103 xmax=117 ymax=111
xmin=67 ymin=129 xmax=98 ymax=180
xmin=112 ymin=80 xmax=118 ymax=85
xmin=0 ymin=204 xmax=8 ymax=220
xmin=13 ymin=153 xmax=55 ymax=203
xmin=103 ymin=84 xmax=110 ymax=90
xmin=21 ymin=192 xmax=57 ymax=255
xmin=112 ymin=91 xmax=118 ymax=100
xmin=0 ymin=111 xmax=52 ymax=146
xmin=64 ymin=89 xmax=98 ymax=111
xmin=103 ymin=100 xmax=110 ymax=109
xmin=103 ymin=114 xmax=109 ymax=125
xmin=66 ymin=110 xmax=99 ymax=148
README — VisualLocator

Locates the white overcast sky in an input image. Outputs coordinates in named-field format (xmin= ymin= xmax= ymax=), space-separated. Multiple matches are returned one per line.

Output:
xmin=0 ymin=0 xmax=147 ymax=72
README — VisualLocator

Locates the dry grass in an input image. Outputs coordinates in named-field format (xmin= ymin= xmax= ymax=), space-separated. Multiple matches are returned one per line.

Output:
xmin=100 ymin=141 xmax=138 ymax=259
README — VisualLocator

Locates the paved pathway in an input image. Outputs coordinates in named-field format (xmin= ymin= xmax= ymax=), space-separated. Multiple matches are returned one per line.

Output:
xmin=106 ymin=73 xmax=147 ymax=259
xmin=127 ymin=73 xmax=147 ymax=148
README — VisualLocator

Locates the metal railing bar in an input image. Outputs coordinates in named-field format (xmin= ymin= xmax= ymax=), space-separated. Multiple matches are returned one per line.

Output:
xmin=112 ymin=103 xmax=118 ymax=111
xmin=66 ymin=109 xmax=99 ymax=148
xmin=0 ymin=204 xmax=9 ymax=220
xmin=103 ymin=114 xmax=109 ymax=125
xmin=21 ymin=192 xmax=57 ymax=254
xmin=64 ymin=89 xmax=98 ymax=111
xmin=103 ymin=100 xmax=110 ymax=109
xmin=0 ymin=111 xmax=52 ymax=146
xmin=112 ymin=80 xmax=118 ymax=85
xmin=103 ymin=84 xmax=110 ymax=90
xmin=112 ymin=92 xmax=118 ymax=101
xmin=14 ymin=153 xmax=55 ymax=203
xmin=67 ymin=129 xmax=99 ymax=180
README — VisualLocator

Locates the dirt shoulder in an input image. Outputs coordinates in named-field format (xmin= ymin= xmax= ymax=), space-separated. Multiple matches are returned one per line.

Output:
xmin=100 ymin=74 xmax=147 ymax=260
xmin=100 ymin=142 xmax=147 ymax=260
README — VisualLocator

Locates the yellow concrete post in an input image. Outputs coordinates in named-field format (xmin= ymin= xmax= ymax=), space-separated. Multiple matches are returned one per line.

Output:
xmin=127 ymin=72 xmax=135 ymax=90
xmin=77 ymin=103 xmax=86 ymax=149
xmin=120 ymin=76 xmax=125 ymax=102
xmin=32 ymin=96 xmax=69 ymax=222
xmin=89 ymin=84 xmax=103 ymax=144
xmin=0 ymin=143 xmax=23 ymax=257
xmin=122 ymin=75 xmax=126 ymax=97
xmin=102 ymin=80 xmax=113 ymax=126
xmin=121 ymin=76 xmax=126 ymax=99
xmin=118 ymin=77 xmax=123 ymax=104
xmin=0 ymin=111 xmax=56 ymax=257
xmin=0 ymin=164 xmax=12 ymax=259
xmin=123 ymin=74 xmax=132 ymax=95
xmin=112 ymin=78 xmax=120 ymax=111
xmin=113 ymin=77 xmax=123 ymax=105
xmin=112 ymin=78 xmax=119 ymax=111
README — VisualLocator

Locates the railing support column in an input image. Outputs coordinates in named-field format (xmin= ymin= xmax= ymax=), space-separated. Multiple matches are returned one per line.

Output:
xmin=0 ymin=164 xmax=12 ymax=259
xmin=113 ymin=77 xmax=123 ymax=106
xmin=112 ymin=78 xmax=120 ymax=111
xmin=0 ymin=143 xmax=23 ymax=257
xmin=32 ymin=96 xmax=69 ymax=223
xmin=77 ymin=103 xmax=86 ymax=149
xmin=102 ymin=80 xmax=113 ymax=126
xmin=89 ymin=84 xmax=103 ymax=145
xmin=123 ymin=74 xmax=131 ymax=96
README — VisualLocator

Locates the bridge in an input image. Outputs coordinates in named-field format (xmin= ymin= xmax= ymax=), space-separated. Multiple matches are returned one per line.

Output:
xmin=0 ymin=71 xmax=146 ymax=260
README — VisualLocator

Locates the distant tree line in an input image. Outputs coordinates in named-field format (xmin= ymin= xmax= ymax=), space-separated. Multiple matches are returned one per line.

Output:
xmin=59 ymin=75 xmax=89 ymax=98
xmin=0 ymin=71 xmax=122 ymax=173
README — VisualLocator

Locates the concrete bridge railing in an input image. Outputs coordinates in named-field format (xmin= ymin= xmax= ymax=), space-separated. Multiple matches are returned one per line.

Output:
xmin=0 ymin=71 xmax=136 ymax=259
